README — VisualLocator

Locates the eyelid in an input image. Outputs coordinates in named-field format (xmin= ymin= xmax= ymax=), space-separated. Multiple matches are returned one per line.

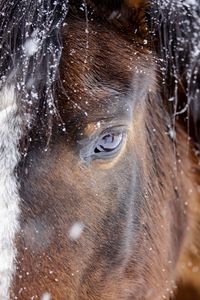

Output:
xmin=79 ymin=124 xmax=128 ymax=146
xmin=83 ymin=119 xmax=131 ymax=139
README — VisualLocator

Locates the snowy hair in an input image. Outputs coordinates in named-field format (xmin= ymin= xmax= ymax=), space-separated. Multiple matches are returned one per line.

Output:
xmin=0 ymin=0 xmax=199 ymax=146
xmin=0 ymin=0 xmax=69 ymax=144
xmin=150 ymin=0 xmax=200 ymax=145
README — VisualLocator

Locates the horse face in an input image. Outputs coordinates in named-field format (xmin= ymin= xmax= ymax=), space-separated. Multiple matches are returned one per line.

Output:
xmin=12 ymin=5 xmax=191 ymax=300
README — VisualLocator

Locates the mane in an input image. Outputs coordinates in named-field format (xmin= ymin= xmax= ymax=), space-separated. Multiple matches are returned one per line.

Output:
xmin=149 ymin=0 xmax=200 ymax=147
xmin=0 ymin=0 xmax=199 ymax=148
xmin=0 ymin=0 xmax=68 ymax=147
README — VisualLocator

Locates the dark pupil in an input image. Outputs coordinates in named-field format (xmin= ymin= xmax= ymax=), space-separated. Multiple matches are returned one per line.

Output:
xmin=95 ymin=132 xmax=122 ymax=153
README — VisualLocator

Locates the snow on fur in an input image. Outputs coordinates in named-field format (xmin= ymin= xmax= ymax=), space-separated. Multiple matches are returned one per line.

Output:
xmin=0 ymin=85 xmax=21 ymax=300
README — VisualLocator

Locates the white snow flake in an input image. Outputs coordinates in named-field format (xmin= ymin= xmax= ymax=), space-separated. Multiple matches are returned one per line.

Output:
xmin=68 ymin=222 xmax=84 ymax=241
xmin=41 ymin=292 xmax=51 ymax=300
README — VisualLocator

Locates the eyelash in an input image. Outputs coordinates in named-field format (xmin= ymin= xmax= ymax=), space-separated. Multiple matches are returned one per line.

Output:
xmin=94 ymin=131 xmax=124 ymax=156
xmin=79 ymin=127 xmax=127 ymax=161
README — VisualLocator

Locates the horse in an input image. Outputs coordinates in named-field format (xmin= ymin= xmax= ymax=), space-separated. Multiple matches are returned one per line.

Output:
xmin=0 ymin=0 xmax=199 ymax=299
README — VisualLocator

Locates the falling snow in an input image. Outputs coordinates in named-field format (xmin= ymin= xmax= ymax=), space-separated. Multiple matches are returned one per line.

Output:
xmin=68 ymin=222 xmax=84 ymax=241
xmin=24 ymin=37 xmax=39 ymax=57
xmin=41 ymin=293 xmax=51 ymax=300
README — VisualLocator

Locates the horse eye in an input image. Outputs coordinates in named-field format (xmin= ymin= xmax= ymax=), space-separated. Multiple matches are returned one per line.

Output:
xmin=94 ymin=130 xmax=124 ymax=157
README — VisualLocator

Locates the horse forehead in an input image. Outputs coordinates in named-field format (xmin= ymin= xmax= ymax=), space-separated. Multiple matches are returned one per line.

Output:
xmin=60 ymin=19 xmax=155 ymax=114
xmin=63 ymin=19 xmax=151 ymax=70
xmin=61 ymin=21 xmax=133 ymax=83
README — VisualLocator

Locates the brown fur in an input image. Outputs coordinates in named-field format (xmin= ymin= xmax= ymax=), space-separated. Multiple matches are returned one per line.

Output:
xmin=175 ymin=132 xmax=200 ymax=298
xmin=11 ymin=1 xmax=200 ymax=299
